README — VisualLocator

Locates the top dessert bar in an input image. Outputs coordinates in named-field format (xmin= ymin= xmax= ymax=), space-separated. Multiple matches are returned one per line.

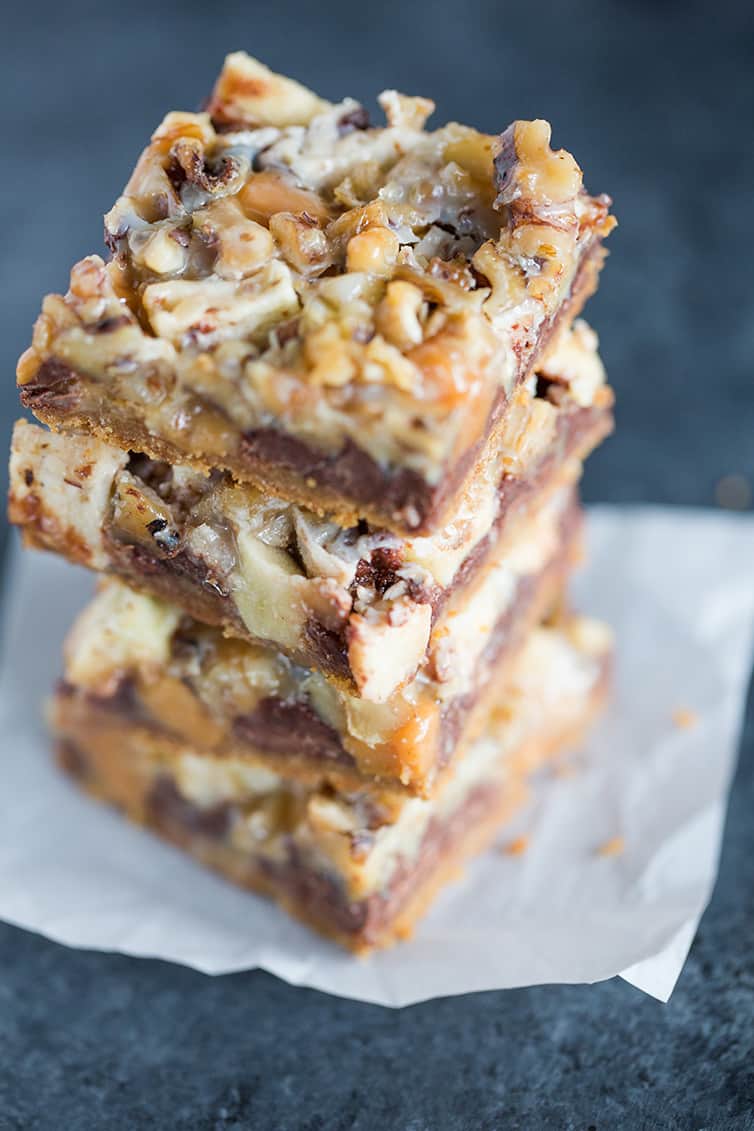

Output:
xmin=17 ymin=52 xmax=614 ymax=535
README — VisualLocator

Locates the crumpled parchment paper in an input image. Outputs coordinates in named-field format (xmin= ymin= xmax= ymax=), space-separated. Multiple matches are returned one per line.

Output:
xmin=1 ymin=505 xmax=752 ymax=1005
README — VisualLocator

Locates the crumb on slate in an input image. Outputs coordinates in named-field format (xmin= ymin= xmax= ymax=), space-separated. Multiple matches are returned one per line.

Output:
xmin=715 ymin=474 xmax=751 ymax=511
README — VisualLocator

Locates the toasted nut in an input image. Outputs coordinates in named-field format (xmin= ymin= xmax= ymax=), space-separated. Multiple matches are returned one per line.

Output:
xmin=304 ymin=323 xmax=356 ymax=387
xmin=332 ymin=161 xmax=383 ymax=209
xmin=375 ymin=280 xmax=424 ymax=350
xmin=194 ymin=198 xmax=275 ymax=279
xmin=472 ymin=240 xmax=526 ymax=312
xmin=496 ymin=120 xmax=582 ymax=209
xmin=363 ymin=334 xmax=418 ymax=391
xmin=500 ymin=391 xmax=557 ymax=475
xmin=444 ymin=128 xmax=497 ymax=187
xmin=207 ymin=51 xmax=331 ymax=129
xmin=140 ymin=229 xmax=187 ymax=275
xmin=169 ymin=136 xmax=249 ymax=199
xmin=378 ymin=90 xmax=435 ymax=131
xmin=306 ymin=794 xmax=358 ymax=835
xmin=509 ymin=222 xmax=573 ymax=297
xmin=111 ymin=471 xmax=176 ymax=549
xmin=346 ymin=227 xmax=399 ymax=276
xmin=407 ymin=311 xmax=498 ymax=405
xmin=143 ymin=260 xmax=298 ymax=346
xmin=150 ymin=111 xmax=215 ymax=153
xmin=239 ymin=170 xmax=332 ymax=226
xmin=69 ymin=256 xmax=109 ymax=302
xmin=269 ymin=212 xmax=332 ymax=275
xmin=364 ymin=332 xmax=418 ymax=391
xmin=16 ymin=345 xmax=42 ymax=385
xmin=326 ymin=200 xmax=390 ymax=251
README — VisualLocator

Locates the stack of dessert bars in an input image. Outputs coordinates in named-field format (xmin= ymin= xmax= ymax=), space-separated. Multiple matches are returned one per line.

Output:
xmin=8 ymin=54 xmax=616 ymax=952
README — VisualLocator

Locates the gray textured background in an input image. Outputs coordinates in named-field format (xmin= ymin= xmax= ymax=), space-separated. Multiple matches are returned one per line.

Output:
xmin=2 ymin=1 xmax=753 ymax=1127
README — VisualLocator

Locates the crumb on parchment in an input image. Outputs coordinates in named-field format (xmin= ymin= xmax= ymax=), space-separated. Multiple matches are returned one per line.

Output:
xmin=550 ymin=759 xmax=581 ymax=779
xmin=501 ymin=835 xmax=529 ymax=856
xmin=672 ymin=707 xmax=698 ymax=730
xmin=596 ymin=836 xmax=625 ymax=858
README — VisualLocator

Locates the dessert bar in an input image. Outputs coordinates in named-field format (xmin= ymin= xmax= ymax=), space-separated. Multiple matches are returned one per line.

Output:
xmin=54 ymin=484 xmax=578 ymax=798
xmin=53 ymin=616 xmax=611 ymax=952
xmin=17 ymin=52 xmax=614 ymax=535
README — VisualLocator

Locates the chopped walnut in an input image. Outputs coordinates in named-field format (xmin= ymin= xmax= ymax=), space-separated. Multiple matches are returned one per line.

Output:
xmin=269 ymin=211 xmax=333 ymax=275
xmin=494 ymin=120 xmax=583 ymax=216
xmin=444 ymin=129 xmax=497 ymax=193
xmin=239 ymin=170 xmax=333 ymax=227
xmin=378 ymin=90 xmax=435 ymax=131
xmin=363 ymin=334 xmax=418 ymax=392
xmin=375 ymin=280 xmax=425 ymax=350
xmin=206 ymin=51 xmax=332 ymax=129
xmin=110 ymin=471 xmax=179 ymax=553
xmin=303 ymin=323 xmax=357 ymax=387
xmin=169 ymin=135 xmax=250 ymax=201
xmin=192 ymin=198 xmax=275 ymax=279
xmin=151 ymin=110 xmax=216 ymax=152
xmin=345 ymin=227 xmax=400 ymax=276
xmin=137 ymin=228 xmax=188 ymax=276
xmin=332 ymin=161 xmax=384 ymax=209
xmin=143 ymin=261 xmax=299 ymax=346
xmin=499 ymin=388 xmax=557 ymax=476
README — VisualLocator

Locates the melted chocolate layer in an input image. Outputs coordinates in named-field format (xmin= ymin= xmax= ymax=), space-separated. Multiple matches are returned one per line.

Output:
xmin=239 ymin=432 xmax=431 ymax=527
xmin=147 ymin=775 xmax=233 ymax=840
xmin=233 ymin=698 xmax=353 ymax=766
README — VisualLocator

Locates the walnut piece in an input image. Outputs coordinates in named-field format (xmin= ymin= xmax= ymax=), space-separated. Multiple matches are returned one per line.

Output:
xmin=206 ymin=52 xmax=332 ymax=129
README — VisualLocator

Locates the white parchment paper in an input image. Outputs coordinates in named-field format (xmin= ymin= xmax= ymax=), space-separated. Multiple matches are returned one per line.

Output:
xmin=1 ymin=506 xmax=752 ymax=1005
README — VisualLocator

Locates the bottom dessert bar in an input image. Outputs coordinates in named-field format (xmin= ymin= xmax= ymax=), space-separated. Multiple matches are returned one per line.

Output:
xmin=52 ymin=619 xmax=611 ymax=952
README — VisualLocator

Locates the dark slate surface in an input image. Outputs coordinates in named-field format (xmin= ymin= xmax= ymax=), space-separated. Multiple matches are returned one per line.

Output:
xmin=1 ymin=1 xmax=753 ymax=1126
